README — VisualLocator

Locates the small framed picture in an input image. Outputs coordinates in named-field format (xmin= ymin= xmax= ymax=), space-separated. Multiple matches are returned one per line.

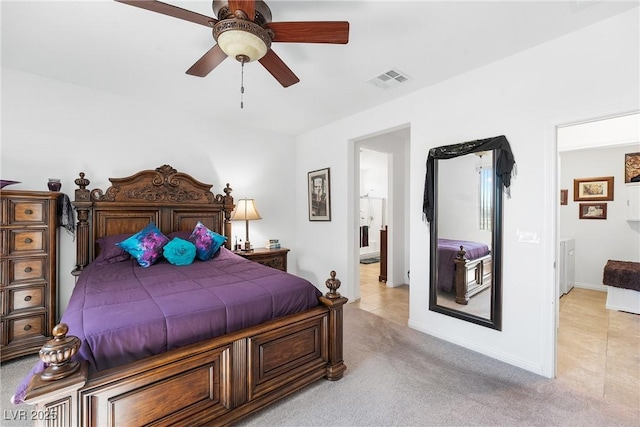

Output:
xmin=579 ymin=203 xmax=607 ymax=220
xmin=308 ymin=168 xmax=331 ymax=221
xmin=560 ymin=189 xmax=568 ymax=205
xmin=625 ymin=152 xmax=640 ymax=183
xmin=573 ymin=176 xmax=614 ymax=201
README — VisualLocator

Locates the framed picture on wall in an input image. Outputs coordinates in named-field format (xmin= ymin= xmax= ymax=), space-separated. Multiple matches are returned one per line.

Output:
xmin=308 ymin=168 xmax=331 ymax=221
xmin=625 ymin=152 xmax=640 ymax=183
xmin=560 ymin=189 xmax=568 ymax=205
xmin=579 ymin=203 xmax=607 ymax=220
xmin=573 ymin=176 xmax=614 ymax=201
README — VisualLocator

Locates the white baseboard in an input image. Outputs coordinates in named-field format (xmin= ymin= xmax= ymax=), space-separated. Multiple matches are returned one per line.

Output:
xmin=573 ymin=282 xmax=607 ymax=292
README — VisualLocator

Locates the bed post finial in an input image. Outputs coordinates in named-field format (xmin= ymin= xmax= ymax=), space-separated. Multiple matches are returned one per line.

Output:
xmin=39 ymin=323 xmax=81 ymax=381
xmin=74 ymin=172 xmax=90 ymax=201
xmin=325 ymin=270 xmax=342 ymax=298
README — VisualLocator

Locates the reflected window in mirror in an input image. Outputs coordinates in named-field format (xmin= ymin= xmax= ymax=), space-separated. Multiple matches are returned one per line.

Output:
xmin=477 ymin=152 xmax=493 ymax=231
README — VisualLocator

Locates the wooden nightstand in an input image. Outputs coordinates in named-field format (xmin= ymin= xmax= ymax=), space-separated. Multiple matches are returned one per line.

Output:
xmin=234 ymin=247 xmax=290 ymax=272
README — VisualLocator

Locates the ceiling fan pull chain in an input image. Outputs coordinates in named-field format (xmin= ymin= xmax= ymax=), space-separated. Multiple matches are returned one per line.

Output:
xmin=240 ymin=58 xmax=245 ymax=109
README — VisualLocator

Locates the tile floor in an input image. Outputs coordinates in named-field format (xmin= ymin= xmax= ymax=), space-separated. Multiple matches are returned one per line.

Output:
xmin=355 ymin=262 xmax=640 ymax=409
xmin=354 ymin=261 xmax=409 ymax=327
xmin=557 ymin=287 xmax=639 ymax=408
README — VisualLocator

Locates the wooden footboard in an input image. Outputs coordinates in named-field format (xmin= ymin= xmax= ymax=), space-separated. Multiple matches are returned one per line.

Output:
xmin=23 ymin=275 xmax=347 ymax=427
xmin=454 ymin=246 xmax=492 ymax=305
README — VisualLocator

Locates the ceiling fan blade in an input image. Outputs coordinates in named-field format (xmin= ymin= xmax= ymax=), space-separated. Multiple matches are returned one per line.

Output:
xmin=228 ymin=0 xmax=255 ymax=20
xmin=115 ymin=0 xmax=216 ymax=27
xmin=259 ymin=50 xmax=300 ymax=88
xmin=186 ymin=45 xmax=228 ymax=77
xmin=267 ymin=22 xmax=349 ymax=44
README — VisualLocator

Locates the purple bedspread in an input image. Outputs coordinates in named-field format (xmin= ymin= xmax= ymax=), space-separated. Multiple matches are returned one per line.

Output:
xmin=13 ymin=248 xmax=321 ymax=404
xmin=437 ymin=238 xmax=490 ymax=292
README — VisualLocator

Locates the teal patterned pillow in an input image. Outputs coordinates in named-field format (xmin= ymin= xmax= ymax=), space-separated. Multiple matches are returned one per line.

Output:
xmin=189 ymin=222 xmax=227 ymax=261
xmin=117 ymin=223 xmax=169 ymax=268
xmin=163 ymin=237 xmax=196 ymax=266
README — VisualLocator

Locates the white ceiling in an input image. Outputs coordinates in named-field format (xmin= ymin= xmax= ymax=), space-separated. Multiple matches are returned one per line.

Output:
xmin=2 ymin=1 xmax=638 ymax=136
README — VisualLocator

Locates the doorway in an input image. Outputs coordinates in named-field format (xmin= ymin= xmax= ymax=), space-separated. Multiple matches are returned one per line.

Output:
xmin=353 ymin=126 xmax=411 ymax=325
xmin=555 ymin=112 xmax=639 ymax=402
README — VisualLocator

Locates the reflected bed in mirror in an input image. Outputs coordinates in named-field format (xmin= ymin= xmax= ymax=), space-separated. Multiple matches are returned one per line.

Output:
xmin=423 ymin=136 xmax=515 ymax=330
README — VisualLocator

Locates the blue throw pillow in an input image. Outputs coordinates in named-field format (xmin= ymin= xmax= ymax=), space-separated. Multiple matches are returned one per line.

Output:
xmin=117 ymin=223 xmax=169 ymax=268
xmin=189 ymin=221 xmax=227 ymax=261
xmin=163 ymin=237 xmax=196 ymax=266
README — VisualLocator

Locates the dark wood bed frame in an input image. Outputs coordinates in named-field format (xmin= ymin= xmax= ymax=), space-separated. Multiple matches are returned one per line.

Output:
xmin=23 ymin=165 xmax=347 ymax=427
xmin=453 ymin=246 xmax=492 ymax=305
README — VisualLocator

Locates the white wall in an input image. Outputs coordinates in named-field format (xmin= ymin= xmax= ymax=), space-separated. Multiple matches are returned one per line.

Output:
xmin=1 ymin=69 xmax=298 ymax=315
xmin=294 ymin=9 xmax=639 ymax=377
xmin=560 ymin=144 xmax=640 ymax=289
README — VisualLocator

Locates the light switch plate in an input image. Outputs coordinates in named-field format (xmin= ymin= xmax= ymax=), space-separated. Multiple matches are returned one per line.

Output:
xmin=516 ymin=228 xmax=541 ymax=244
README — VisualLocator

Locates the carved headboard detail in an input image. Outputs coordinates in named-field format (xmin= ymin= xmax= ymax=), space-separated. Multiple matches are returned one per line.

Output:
xmin=71 ymin=165 xmax=235 ymax=275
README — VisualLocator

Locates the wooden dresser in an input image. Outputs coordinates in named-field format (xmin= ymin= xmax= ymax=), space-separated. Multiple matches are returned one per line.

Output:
xmin=1 ymin=190 xmax=59 ymax=361
xmin=234 ymin=247 xmax=289 ymax=272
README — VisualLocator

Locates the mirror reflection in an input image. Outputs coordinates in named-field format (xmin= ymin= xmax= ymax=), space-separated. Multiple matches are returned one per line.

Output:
xmin=429 ymin=149 xmax=503 ymax=330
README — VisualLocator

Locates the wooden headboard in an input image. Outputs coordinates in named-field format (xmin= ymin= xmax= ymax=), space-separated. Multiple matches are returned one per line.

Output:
xmin=71 ymin=165 xmax=234 ymax=275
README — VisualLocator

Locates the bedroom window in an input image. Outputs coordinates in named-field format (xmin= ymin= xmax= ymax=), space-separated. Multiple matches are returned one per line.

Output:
xmin=478 ymin=162 xmax=493 ymax=231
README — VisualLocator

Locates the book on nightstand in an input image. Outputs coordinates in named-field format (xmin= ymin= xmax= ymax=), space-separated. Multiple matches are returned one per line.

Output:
xmin=267 ymin=239 xmax=281 ymax=249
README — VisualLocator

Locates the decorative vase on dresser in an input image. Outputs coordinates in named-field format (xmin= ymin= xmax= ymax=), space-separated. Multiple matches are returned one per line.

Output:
xmin=1 ymin=190 xmax=59 ymax=362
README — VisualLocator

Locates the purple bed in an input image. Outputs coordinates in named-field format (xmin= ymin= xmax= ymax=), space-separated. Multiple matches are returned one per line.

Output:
xmin=14 ymin=247 xmax=321 ymax=403
xmin=437 ymin=238 xmax=491 ymax=293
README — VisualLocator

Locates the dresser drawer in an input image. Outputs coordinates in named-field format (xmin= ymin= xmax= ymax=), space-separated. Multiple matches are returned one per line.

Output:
xmin=8 ymin=314 xmax=45 ymax=344
xmin=7 ymin=200 xmax=48 ymax=225
xmin=9 ymin=258 xmax=47 ymax=284
xmin=8 ymin=286 xmax=45 ymax=314
xmin=8 ymin=229 xmax=47 ymax=255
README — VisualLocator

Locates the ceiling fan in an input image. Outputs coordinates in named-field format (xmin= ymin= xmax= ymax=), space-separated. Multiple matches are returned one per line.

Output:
xmin=114 ymin=0 xmax=350 ymax=88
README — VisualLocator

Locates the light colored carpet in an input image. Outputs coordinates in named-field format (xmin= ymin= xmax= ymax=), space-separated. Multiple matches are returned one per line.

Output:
xmin=1 ymin=304 xmax=638 ymax=426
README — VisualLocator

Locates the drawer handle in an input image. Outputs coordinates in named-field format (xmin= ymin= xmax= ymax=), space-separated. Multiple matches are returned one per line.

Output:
xmin=24 ymin=237 xmax=33 ymax=244
xmin=24 ymin=209 xmax=33 ymax=215
xmin=24 ymin=295 xmax=32 ymax=302
xmin=24 ymin=267 xmax=33 ymax=273
xmin=24 ymin=324 xmax=32 ymax=331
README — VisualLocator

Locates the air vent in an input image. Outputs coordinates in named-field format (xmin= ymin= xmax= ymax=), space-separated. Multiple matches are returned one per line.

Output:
xmin=572 ymin=0 xmax=600 ymax=12
xmin=368 ymin=68 xmax=411 ymax=89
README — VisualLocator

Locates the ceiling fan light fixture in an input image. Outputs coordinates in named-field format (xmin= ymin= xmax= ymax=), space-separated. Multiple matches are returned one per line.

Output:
xmin=214 ymin=19 xmax=271 ymax=62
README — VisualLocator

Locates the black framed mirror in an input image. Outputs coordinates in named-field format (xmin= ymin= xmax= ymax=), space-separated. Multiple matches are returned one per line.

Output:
xmin=423 ymin=136 xmax=515 ymax=330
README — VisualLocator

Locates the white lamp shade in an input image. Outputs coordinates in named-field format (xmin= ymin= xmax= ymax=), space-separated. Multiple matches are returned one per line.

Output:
xmin=231 ymin=199 xmax=262 ymax=221
xmin=217 ymin=30 xmax=268 ymax=62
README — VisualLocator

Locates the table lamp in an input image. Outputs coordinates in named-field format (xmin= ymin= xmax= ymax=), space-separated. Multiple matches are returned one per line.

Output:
xmin=231 ymin=198 xmax=262 ymax=251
